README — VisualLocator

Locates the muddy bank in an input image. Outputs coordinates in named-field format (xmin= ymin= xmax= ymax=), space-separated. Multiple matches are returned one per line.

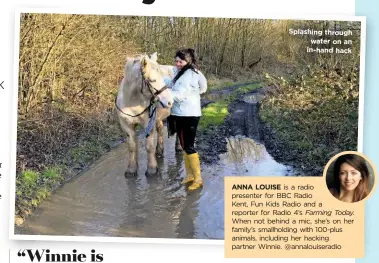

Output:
xmin=256 ymin=90 xmax=318 ymax=176
xmin=197 ymin=85 xmax=311 ymax=175
xmin=196 ymin=85 xmax=274 ymax=164
xmin=260 ymin=122 xmax=323 ymax=176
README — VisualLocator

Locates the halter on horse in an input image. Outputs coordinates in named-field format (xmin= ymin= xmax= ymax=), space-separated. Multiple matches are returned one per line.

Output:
xmin=115 ymin=53 xmax=173 ymax=176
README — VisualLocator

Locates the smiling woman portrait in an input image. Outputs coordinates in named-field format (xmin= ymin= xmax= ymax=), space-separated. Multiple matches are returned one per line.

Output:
xmin=326 ymin=153 xmax=375 ymax=203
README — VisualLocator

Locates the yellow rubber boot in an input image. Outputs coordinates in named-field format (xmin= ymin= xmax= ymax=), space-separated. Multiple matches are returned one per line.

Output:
xmin=181 ymin=152 xmax=194 ymax=184
xmin=187 ymin=152 xmax=203 ymax=191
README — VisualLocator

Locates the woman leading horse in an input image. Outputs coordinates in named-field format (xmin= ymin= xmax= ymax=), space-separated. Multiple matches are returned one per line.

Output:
xmin=165 ymin=48 xmax=207 ymax=191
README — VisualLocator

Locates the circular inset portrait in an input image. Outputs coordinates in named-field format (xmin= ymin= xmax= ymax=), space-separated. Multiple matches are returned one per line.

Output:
xmin=324 ymin=151 xmax=376 ymax=203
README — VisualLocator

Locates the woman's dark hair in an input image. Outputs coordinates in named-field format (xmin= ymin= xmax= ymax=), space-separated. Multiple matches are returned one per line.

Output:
xmin=333 ymin=154 xmax=370 ymax=202
xmin=173 ymin=48 xmax=199 ymax=83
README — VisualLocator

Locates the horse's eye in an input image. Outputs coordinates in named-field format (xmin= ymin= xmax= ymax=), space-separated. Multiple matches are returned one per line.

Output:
xmin=149 ymin=79 xmax=156 ymax=82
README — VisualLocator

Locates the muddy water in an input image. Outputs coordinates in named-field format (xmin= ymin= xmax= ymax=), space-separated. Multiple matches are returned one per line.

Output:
xmin=15 ymin=88 xmax=294 ymax=240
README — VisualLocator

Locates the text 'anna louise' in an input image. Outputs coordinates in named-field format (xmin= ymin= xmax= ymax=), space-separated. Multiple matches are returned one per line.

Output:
xmin=232 ymin=184 xmax=282 ymax=190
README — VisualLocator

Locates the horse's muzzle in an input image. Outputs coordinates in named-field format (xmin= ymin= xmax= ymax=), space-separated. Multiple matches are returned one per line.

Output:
xmin=157 ymin=90 xmax=174 ymax=109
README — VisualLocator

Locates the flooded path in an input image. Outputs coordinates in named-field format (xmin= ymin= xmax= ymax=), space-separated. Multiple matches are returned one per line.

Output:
xmin=15 ymin=85 xmax=295 ymax=240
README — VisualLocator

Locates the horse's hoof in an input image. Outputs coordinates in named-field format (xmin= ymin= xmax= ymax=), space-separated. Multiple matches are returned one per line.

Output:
xmin=145 ymin=168 xmax=158 ymax=177
xmin=124 ymin=170 xmax=138 ymax=178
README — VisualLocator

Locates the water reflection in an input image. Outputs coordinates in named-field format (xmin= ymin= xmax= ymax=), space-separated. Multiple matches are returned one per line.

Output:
xmin=225 ymin=136 xmax=265 ymax=164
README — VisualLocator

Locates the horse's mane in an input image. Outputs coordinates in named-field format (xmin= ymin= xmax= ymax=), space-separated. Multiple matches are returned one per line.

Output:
xmin=123 ymin=55 xmax=149 ymax=90
xmin=124 ymin=55 xmax=143 ymax=77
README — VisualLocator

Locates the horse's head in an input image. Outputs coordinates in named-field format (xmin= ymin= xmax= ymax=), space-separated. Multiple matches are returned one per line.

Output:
xmin=140 ymin=52 xmax=174 ymax=109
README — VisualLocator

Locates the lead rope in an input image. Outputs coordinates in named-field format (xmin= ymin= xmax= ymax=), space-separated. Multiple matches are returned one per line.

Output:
xmin=114 ymin=95 xmax=152 ymax=118
xmin=144 ymin=101 xmax=158 ymax=137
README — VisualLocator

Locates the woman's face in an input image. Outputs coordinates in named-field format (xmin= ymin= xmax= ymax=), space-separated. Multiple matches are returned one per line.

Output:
xmin=175 ymin=56 xmax=187 ymax=70
xmin=339 ymin=162 xmax=362 ymax=191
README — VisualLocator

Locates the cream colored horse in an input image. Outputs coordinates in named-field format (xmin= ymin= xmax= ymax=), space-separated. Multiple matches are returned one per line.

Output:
xmin=116 ymin=52 xmax=174 ymax=176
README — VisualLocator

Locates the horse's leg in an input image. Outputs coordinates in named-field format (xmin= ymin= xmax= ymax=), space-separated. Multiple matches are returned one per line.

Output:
xmin=119 ymin=117 xmax=138 ymax=175
xmin=127 ymin=127 xmax=138 ymax=175
xmin=156 ymin=120 xmax=164 ymax=157
xmin=146 ymin=128 xmax=158 ymax=176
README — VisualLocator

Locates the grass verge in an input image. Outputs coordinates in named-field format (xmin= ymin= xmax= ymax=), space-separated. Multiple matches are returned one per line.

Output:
xmin=259 ymin=66 xmax=359 ymax=174
xmin=199 ymin=82 xmax=263 ymax=130
xmin=199 ymin=101 xmax=229 ymax=130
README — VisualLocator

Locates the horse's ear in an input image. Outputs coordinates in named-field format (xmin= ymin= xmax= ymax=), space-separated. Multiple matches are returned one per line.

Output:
xmin=141 ymin=55 xmax=148 ymax=67
xmin=150 ymin=52 xmax=158 ymax=62
xmin=140 ymin=55 xmax=150 ymax=73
